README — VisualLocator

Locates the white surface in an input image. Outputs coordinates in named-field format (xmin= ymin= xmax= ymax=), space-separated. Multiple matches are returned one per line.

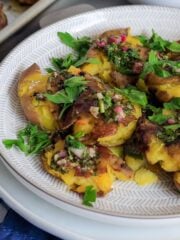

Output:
xmin=0 ymin=0 xmax=55 ymax=44
xmin=0 ymin=5 xmax=180 ymax=221
xmin=0 ymin=162 xmax=180 ymax=240
xmin=128 ymin=0 xmax=180 ymax=7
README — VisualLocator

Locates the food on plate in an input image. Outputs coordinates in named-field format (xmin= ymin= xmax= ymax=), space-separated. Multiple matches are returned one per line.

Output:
xmin=3 ymin=28 xmax=180 ymax=206
xmin=0 ymin=3 xmax=7 ymax=30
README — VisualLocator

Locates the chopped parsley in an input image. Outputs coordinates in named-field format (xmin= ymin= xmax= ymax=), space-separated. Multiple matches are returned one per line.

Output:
xmin=157 ymin=124 xmax=180 ymax=143
xmin=44 ymin=76 xmax=87 ymax=118
xmin=3 ymin=123 xmax=51 ymax=155
xmin=46 ymin=32 xmax=99 ymax=73
xmin=140 ymin=50 xmax=180 ymax=79
xmin=83 ymin=185 xmax=97 ymax=207
xmin=138 ymin=30 xmax=180 ymax=53
xmin=107 ymin=44 xmax=140 ymax=75
xmin=58 ymin=32 xmax=91 ymax=57
xmin=66 ymin=132 xmax=85 ymax=149
xmin=164 ymin=98 xmax=180 ymax=110
xmin=115 ymin=86 xmax=148 ymax=107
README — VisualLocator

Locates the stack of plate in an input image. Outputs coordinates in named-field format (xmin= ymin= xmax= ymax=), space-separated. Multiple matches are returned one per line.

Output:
xmin=0 ymin=6 xmax=180 ymax=240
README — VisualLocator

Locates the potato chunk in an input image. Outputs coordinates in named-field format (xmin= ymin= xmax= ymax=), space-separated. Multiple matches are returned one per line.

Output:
xmin=18 ymin=64 xmax=59 ymax=131
xmin=145 ymin=73 xmax=180 ymax=102
xmin=97 ymin=104 xmax=142 ymax=147
xmin=134 ymin=168 xmax=158 ymax=186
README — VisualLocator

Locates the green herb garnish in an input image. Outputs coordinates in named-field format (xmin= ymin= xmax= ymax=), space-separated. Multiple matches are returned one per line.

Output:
xmin=58 ymin=32 xmax=91 ymax=57
xmin=66 ymin=132 xmax=85 ymax=149
xmin=139 ymin=30 xmax=180 ymax=53
xmin=164 ymin=98 xmax=180 ymax=110
xmin=3 ymin=123 xmax=51 ymax=155
xmin=44 ymin=76 xmax=87 ymax=118
xmin=107 ymin=44 xmax=140 ymax=75
xmin=115 ymin=86 xmax=148 ymax=107
xmin=147 ymin=104 xmax=170 ymax=125
xmin=140 ymin=50 xmax=180 ymax=78
xmin=83 ymin=185 xmax=97 ymax=207
xmin=157 ymin=124 xmax=180 ymax=143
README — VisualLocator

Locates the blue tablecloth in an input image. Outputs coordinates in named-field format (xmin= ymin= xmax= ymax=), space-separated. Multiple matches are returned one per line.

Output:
xmin=0 ymin=200 xmax=60 ymax=240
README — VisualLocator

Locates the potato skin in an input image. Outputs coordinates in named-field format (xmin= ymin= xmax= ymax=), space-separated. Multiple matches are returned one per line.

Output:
xmin=18 ymin=64 xmax=59 ymax=131
xmin=145 ymin=73 xmax=180 ymax=102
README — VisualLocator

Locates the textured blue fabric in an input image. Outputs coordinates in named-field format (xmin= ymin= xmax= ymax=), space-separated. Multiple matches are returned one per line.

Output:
xmin=0 ymin=201 xmax=60 ymax=240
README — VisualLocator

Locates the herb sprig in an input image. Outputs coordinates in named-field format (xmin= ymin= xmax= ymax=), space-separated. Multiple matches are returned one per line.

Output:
xmin=44 ymin=76 xmax=87 ymax=118
xmin=3 ymin=124 xmax=51 ymax=155
xmin=140 ymin=50 xmax=180 ymax=79
xmin=139 ymin=30 xmax=180 ymax=53
xmin=115 ymin=86 xmax=148 ymax=107
xmin=83 ymin=185 xmax=97 ymax=207
xmin=46 ymin=32 xmax=100 ymax=73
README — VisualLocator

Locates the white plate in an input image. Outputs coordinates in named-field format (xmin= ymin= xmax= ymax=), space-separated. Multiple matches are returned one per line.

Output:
xmin=1 ymin=161 xmax=180 ymax=240
xmin=0 ymin=5 xmax=180 ymax=220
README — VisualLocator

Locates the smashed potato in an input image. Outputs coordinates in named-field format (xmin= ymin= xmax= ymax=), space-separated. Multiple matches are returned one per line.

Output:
xmin=41 ymin=139 xmax=132 ymax=195
xmin=145 ymin=73 xmax=180 ymax=102
xmin=18 ymin=64 xmax=59 ymax=131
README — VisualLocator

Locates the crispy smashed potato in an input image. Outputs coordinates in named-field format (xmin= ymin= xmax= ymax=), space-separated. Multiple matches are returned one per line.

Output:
xmin=138 ymin=119 xmax=180 ymax=172
xmin=97 ymin=104 xmax=142 ymax=146
xmin=41 ymin=140 xmax=132 ymax=194
xmin=145 ymin=73 xmax=180 ymax=102
xmin=18 ymin=64 xmax=59 ymax=131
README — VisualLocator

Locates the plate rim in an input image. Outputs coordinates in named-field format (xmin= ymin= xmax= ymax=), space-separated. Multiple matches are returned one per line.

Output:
xmin=0 ymin=5 xmax=180 ymax=220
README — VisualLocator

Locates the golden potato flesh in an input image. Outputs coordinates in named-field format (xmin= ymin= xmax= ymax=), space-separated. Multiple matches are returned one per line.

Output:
xmin=145 ymin=73 xmax=180 ymax=102
xmin=145 ymin=136 xmax=180 ymax=172
xmin=41 ymin=140 xmax=133 ymax=195
xmin=18 ymin=64 xmax=59 ymax=131
xmin=138 ymin=118 xmax=180 ymax=172
xmin=81 ymin=49 xmax=112 ymax=83
xmin=97 ymin=104 xmax=142 ymax=147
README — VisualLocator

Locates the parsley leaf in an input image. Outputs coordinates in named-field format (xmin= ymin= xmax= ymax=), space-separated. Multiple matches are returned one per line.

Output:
xmin=139 ymin=30 xmax=180 ymax=53
xmin=167 ymin=42 xmax=180 ymax=53
xmin=115 ymin=86 xmax=148 ymax=107
xmin=147 ymin=105 xmax=170 ymax=125
xmin=3 ymin=124 xmax=51 ymax=155
xmin=83 ymin=186 xmax=97 ymax=207
xmin=44 ymin=76 xmax=87 ymax=118
xmin=57 ymin=32 xmax=91 ymax=57
xmin=140 ymin=50 xmax=179 ymax=79
xmin=74 ymin=56 xmax=101 ymax=67
xmin=66 ymin=134 xmax=85 ymax=149
xmin=46 ymin=54 xmax=100 ymax=73
xmin=164 ymin=98 xmax=180 ymax=110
